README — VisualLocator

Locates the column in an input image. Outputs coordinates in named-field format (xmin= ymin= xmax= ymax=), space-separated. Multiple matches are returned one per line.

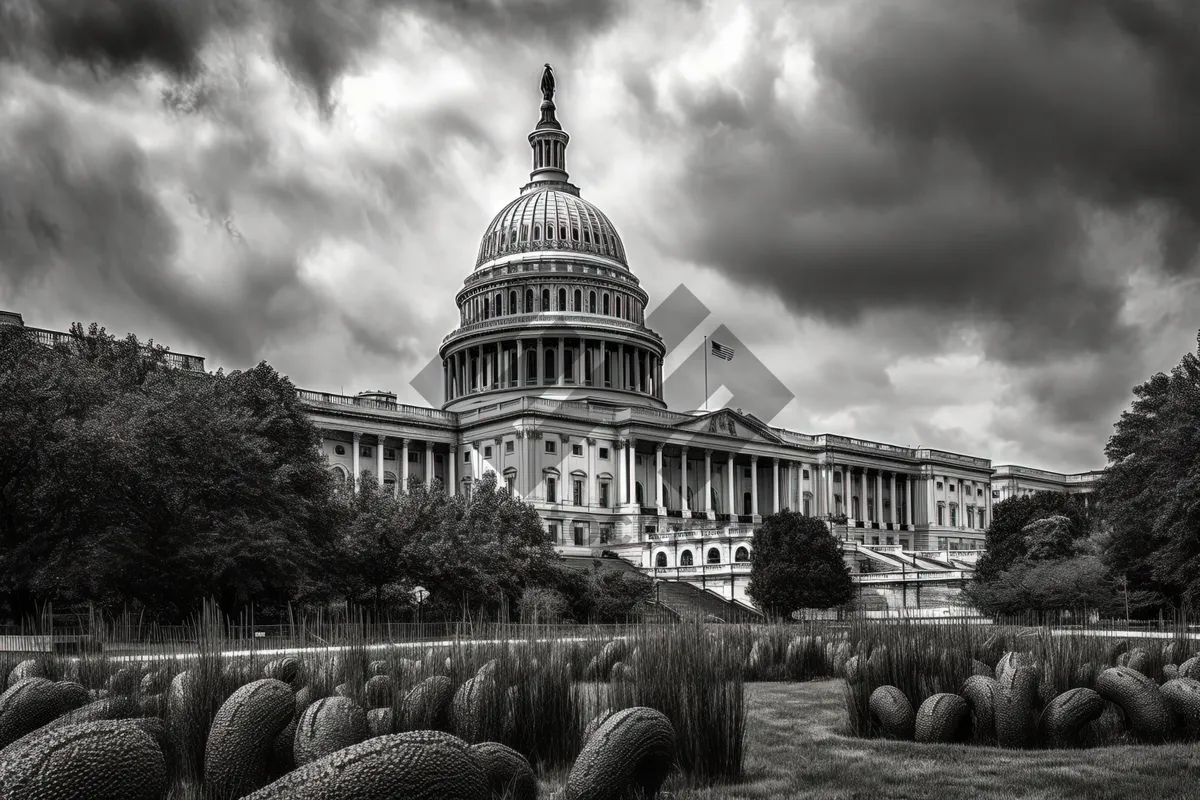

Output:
xmin=537 ymin=338 xmax=545 ymax=386
xmin=615 ymin=440 xmax=624 ymax=506
xmin=376 ymin=436 xmax=385 ymax=488
xmin=518 ymin=431 xmax=529 ymax=498
xmin=750 ymin=456 xmax=760 ymax=517
xmin=352 ymin=432 xmax=361 ymax=493
xmin=449 ymin=446 xmax=457 ymax=496
xmin=826 ymin=464 xmax=834 ymax=516
xmin=654 ymin=443 xmax=664 ymax=512
xmin=889 ymin=473 xmax=897 ymax=524
xmin=627 ymin=438 xmax=637 ymax=505
xmin=588 ymin=437 xmax=596 ymax=507
xmin=704 ymin=449 xmax=713 ymax=517
xmin=400 ymin=438 xmax=409 ymax=490
xmin=906 ymin=476 xmax=913 ymax=526
xmin=727 ymin=453 xmax=735 ymax=517
xmin=772 ymin=458 xmax=780 ymax=514
xmin=787 ymin=461 xmax=795 ymax=511
xmin=875 ymin=471 xmax=883 ymax=524
xmin=557 ymin=336 xmax=564 ymax=385
xmin=617 ymin=344 xmax=625 ymax=390
xmin=680 ymin=446 xmax=690 ymax=514
xmin=424 ymin=441 xmax=433 ymax=485
xmin=517 ymin=339 xmax=525 ymax=386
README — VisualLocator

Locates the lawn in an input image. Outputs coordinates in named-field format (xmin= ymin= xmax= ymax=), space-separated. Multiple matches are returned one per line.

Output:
xmin=543 ymin=680 xmax=1200 ymax=799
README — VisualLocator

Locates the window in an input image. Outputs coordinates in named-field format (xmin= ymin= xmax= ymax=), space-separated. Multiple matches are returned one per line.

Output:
xmin=408 ymin=451 xmax=419 ymax=463
xmin=505 ymin=475 xmax=515 ymax=495
xmin=937 ymin=503 xmax=945 ymax=525
xmin=335 ymin=445 xmax=346 ymax=456
xmin=834 ymin=472 xmax=842 ymax=483
xmin=680 ymin=550 xmax=694 ymax=567
xmin=533 ymin=225 xmax=541 ymax=240
xmin=949 ymin=484 xmax=956 ymax=492
xmin=360 ymin=446 xmax=372 ymax=458
xmin=571 ymin=443 xmax=583 ymax=456
xmin=546 ymin=477 xmax=557 ymax=503
xmin=871 ymin=536 xmax=880 ymax=545
xmin=545 ymin=440 xmax=556 ymax=454
xmin=802 ymin=469 xmax=810 ymax=479
xmin=463 ymin=450 xmax=472 ymax=463
xmin=886 ymin=536 xmax=894 ymax=545
xmin=589 ymin=291 xmax=597 ymax=312
xmin=803 ymin=497 xmax=812 ymax=516
xmin=573 ymin=289 xmax=581 ymax=311
xmin=573 ymin=479 xmax=583 ymax=506
xmin=547 ymin=225 xmax=554 ymax=239
xmin=599 ymin=447 xmax=609 ymax=459
xmin=505 ymin=440 xmax=515 ymax=454
xmin=603 ymin=294 xmax=610 ymax=315
xmin=558 ymin=288 xmax=566 ymax=310
xmin=542 ymin=288 xmax=550 ymax=310
xmin=655 ymin=552 xmax=668 ymax=567
xmin=560 ymin=225 xmax=567 ymax=240
xmin=734 ymin=547 xmax=750 ymax=562
xmin=548 ymin=522 xmax=560 ymax=542
xmin=509 ymin=290 xmax=517 ymax=314
xmin=936 ymin=481 xmax=944 ymax=491
xmin=573 ymin=526 xmax=584 ymax=546
xmin=977 ymin=488 xmax=984 ymax=497
xmin=483 ymin=446 xmax=493 ymax=459
xmin=599 ymin=483 xmax=610 ymax=508
xmin=525 ymin=289 xmax=534 ymax=312
xmin=645 ymin=524 xmax=657 ymax=534
xmin=950 ymin=505 xmax=958 ymax=527
xmin=600 ymin=524 xmax=612 ymax=544
xmin=384 ymin=448 xmax=395 ymax=460
xmin=979 ymin=511 xmax=986 ymax=528
xmin=938 ymin=537 xmax=948 ymax=550
xmin=992 ymin=490 xmax=1000 ymax=499
xmin=572 ymin=227 xmax=579 ymax=241
xmin=706 ymin=548 xmax=720 ymax=564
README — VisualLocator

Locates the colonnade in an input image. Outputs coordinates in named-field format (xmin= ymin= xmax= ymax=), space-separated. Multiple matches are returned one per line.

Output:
xmin=445 ymin=337 xmax=661 ymax=400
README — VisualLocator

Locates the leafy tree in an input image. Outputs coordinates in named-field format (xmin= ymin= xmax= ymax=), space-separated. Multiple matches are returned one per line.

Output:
xmin=967 ymin=554 xmax=1120 ymax=618
xmin=0 ymin=323 xmax=343 ymax=620
xmin=1099 ymin=330 xmax=1200 ymax=612
xmin=746 ymin=510 xmax=851 ymax=618
xmin=586 ymin=568 xmax=654 ymax=623
xmin=974 ymin=493 xmax=1091 ymax=582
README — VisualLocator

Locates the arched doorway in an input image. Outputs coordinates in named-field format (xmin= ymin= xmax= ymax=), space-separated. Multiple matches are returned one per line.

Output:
xmin=655 ymin=552 xmax=667 ymax=567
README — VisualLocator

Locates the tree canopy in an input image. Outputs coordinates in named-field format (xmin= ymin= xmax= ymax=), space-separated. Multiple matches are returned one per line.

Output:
xmin=973 ymin=492 xmax=1092 ymax=582
xmin=746 ymin=510 xmax=852 ymax=618
xmin=1098 ymin=330 xmax=1200 ymax=612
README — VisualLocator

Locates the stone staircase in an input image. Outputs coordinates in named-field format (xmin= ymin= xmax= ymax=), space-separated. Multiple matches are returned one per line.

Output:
xmin=652 ymin=580 xmax=763 ymax=623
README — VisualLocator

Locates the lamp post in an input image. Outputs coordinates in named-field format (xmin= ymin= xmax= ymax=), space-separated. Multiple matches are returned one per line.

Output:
xmin=412 ymin=586 xmax=429 ymax=630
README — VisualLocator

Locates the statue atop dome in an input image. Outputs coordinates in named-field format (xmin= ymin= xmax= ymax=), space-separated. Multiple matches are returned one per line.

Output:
xmin=540 ymin=63 xmax=555 ymax=103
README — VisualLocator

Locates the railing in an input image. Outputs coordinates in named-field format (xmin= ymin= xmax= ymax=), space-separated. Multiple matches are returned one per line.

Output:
xmin=652 ymin=563 xmax=751 ymax=579
xmin=645 ymin=525 xmax=756 ymax=542
xmin=296 ymin=390 xmax=458 ymax=422
xmin=474 ymin=236 xmax=629 ymax=269
xmin=443 ymin=312 xmax=662 ymax=344
xmin=918 ymin=448 xmax=991 ymax=470
xmin=27 ymin=327 xmax=207 ymax=372
xmin=855 ymin=570 xmax=971 ymax=583
xmin=820 ymin=434 xmax=916 ymax=458
xmin=627 ymin=407 xmax=692 ymax=423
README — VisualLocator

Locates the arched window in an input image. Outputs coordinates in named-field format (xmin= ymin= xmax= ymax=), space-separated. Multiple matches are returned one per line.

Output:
xmin=573 ymin=289 xmax=581 ymax=311
xmin=803 ymin=493 xmax=812 ymax=516
xmin=510 ymin=228 xmax=516 ymax=246
xmin=564 ymin=349 xmax=574 ymax=382
xmin=533 ymin=225 xmax=541 ymax=240
xmin=495 ymin=293 xmax=503 ymax=315
xmin=525 ymin=289 xmax=533 ymax=313
xmin=706 ymin=548 xmax=720 ymax=564
xmin=572 ymin=227 xmax=579 ymax=241
xmin=734 ymin=547 xmax=750 ymax=562
xmin=603 ymin=294 xmax=610 ymax=315
xmin=616 ymin=296 xmax=622 ymax=318
xmin=560 ymin=226 xmax=567 ymax=240
xmin=547 ymin=224 xmax=554 ymax=240
xmin=331 ymin=465 xmax=352 ymax=492
xmin=509 ymin=291 xmax=517 ymax=314
xmin=655 ymin=552 xmax=667 ymax=567
xmin=937 ymin=502 xmax=945 ymax=526
xmin=542 ymin=289 xmax=550 ymax=311
xmin=583 ymin=230 xmax=591 ymax=244
xmin=470 ymin=357 xmax=479 ymax=390
xmin=483 ymin=297 xmax=489 ymax=319
xmin=558 ymin=288 xmax=566 ymax=310
xmin=589 ymin=291 xmax=597 ymax=313
xmin=680 ymin=550 xmax=694 ymax=567
xmin=544 ymin=348 xmax=555 ymax=383
xmin=950 ymin=504 xmax=958 ymax=527
xmin=521 ymin=224 xmax=528 ymax=241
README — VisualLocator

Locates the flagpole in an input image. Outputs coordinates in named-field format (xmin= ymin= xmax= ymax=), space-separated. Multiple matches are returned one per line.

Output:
xmin=703 ymin=335 xmax=708 ymax=412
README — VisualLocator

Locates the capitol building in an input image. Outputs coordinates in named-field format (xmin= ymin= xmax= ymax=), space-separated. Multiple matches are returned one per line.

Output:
xmin=3 ymin=67 xmax=1103 ymax=616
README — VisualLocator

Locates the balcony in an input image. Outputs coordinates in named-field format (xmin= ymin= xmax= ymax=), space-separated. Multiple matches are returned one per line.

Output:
xmin=442 ymin=311 xmax=663 ymax=345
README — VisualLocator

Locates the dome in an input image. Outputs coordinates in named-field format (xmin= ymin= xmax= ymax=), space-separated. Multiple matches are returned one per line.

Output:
xmin=475 ymin=188 xmax=629 ymax=269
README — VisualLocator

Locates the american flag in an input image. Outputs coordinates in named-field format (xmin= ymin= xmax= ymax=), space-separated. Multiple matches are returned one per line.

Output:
xmin=711 ymin=339 xmax=735 ymax=361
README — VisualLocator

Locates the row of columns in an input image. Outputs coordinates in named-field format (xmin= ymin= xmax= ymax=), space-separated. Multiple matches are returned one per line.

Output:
xmin=445 ymin=338 xmax=662 ymax=400
xmin=820 ymin=465 xmax=914 ymax=526
xmin=462 ymin=284 xmax=641 ymax=325
xmin=347 ymin=432 xmax=449 ymax=496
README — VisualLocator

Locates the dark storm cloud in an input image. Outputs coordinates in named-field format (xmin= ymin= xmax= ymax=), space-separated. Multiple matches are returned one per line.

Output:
xmin=668 ymin=0 xmax=1200 ymax=368
xmin=3 ymin=0 xmax=625 ymax=116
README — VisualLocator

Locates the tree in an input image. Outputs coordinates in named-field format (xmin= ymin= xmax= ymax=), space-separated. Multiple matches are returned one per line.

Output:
xmin=746 ymin=510 xmax=852 ymax=618
xmin=1099 ymin=330 xmax=1200 ymax=612
xmin=0 ymin=323 xmax=343 ymax=620
xmin=974 ymin=492 xmax=1091 ymax=582
xmin=586 ymin=568 xmax=654 ymax=623
xmin=967 ymin=554 xmax=1121 ymax=618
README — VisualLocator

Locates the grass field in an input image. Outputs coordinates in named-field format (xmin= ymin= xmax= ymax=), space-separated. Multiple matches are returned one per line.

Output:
xmin=540 ymin=680 xmax=1200 ymax=799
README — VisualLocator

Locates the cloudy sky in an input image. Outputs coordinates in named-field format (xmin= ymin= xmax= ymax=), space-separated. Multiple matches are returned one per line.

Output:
xmin=2 ymin=0 xmax=1198 ymax=474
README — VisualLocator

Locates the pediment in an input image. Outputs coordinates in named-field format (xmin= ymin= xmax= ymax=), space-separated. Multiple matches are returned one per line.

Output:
xmin=670 ymin=409 xmax=783 ymax=444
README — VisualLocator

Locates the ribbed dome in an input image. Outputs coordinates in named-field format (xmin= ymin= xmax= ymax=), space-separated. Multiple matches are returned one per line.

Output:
xmin=475 ymin=188 xmax=629 ymax=269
